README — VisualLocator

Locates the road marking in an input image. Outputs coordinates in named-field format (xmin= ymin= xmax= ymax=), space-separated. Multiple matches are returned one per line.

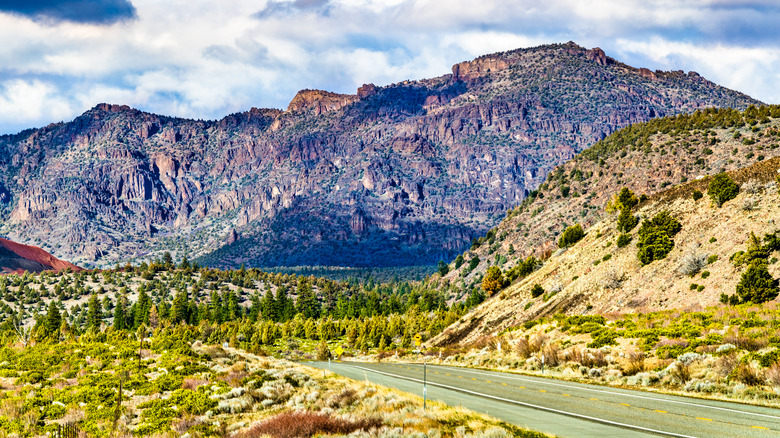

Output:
xmin=502 ymin=383 xmax=508 ymax=386
xmin=539 ymin=389 xmax=547 ymax=393
xmin=345 ymin=364 xmax=698 ymax=438
xmin=590 ymin=398 xmax=598 ymax=401
xmin=486 ymin=380 xmax=491 ymax=383
xmin=424 ymin=364 xmax=780 ymax=420
xmin=696 ymin=417 xmax=713 ymax=422
xmin=621 ymin=403 xmax=630 ymax=407
xmin=752 ymin=426 xmax=769 ymax=430
xmin=518 ymin=386 xmax=525 ymax=389
xmin=445 ymin=373 xmax=451 ymax=376
xmin=563 ymin=394 xmax=571 ymax=397
xmin=472 ymin=377 xmax=478 ymax=381
xmin=655 ymin=410 xmax=667 ymax=414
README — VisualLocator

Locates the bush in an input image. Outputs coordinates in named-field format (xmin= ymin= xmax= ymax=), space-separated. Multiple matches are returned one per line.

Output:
xmin=617 ymin=208 xmax=638 ymax=233
xmin=708 ymin=173 xmax=739 ymax=207
xmin=530 ymin=284 xmax=545 ymax=298
xmin=237 ymin=411 xmax=382 ymax=438
xmin=616 ymin=234 xmax=632 ymax=248
xmin=735 ymin=261 xmax=779 ymax=304
xmin=692 ymin=190 xmax=703 ymax=201
xmin=558 ymin=224 xmax=585 ymax=248
xmin=481 ymin=266 xmax=506 ymax=296
xmin=637 ymin=211 xmax=681 ymax=265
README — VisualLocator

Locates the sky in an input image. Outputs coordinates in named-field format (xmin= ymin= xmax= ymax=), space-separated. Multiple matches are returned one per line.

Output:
xmin=0 ymin=0 xmax=779 ymax=135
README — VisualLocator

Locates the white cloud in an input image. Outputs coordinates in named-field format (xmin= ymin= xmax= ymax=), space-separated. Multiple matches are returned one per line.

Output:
xmin=0 ymin=0 xmax=779 ymax=133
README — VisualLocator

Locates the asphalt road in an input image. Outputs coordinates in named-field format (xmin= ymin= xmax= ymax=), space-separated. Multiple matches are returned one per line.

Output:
xmin=305 ymin=361 xmax=780 ymax=438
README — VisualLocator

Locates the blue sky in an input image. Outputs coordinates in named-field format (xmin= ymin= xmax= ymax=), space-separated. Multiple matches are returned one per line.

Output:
xmin=0 ymin=0 xmax=779 ymax=134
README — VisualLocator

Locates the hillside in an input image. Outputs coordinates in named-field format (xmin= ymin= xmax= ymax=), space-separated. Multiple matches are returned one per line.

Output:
xmin=0 ymin=42 xmax=760 ymax=270
xmin=439 ymin=106 xmax=780 ymax=288
xmin=0 ymin=238 xmax=81 ymax=274
xmin=433 ymin=153 xmax=780 ymax=346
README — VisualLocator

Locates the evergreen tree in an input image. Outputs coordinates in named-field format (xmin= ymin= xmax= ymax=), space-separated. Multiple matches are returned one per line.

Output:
xmin=736 ymin=261 xmax=779 ymax=304
xmin=86 ymin=292 xmax=102 ymax=330
xmin=135 ymin=288 xmax=151 ymax=328
xmin=44 ymin=300 xmax=61 ymax=339
xmin=296 ymin=278 xmax=320 ymax=319
xmin=249 ymin=293 xmax=261 ymax=322
xmin=113 ymin=295 xmax=127 ymax=330
xmin=260 ymin=289 xmax=277 ymax=321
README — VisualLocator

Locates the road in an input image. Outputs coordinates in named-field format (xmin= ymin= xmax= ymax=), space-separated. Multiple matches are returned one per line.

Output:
xmin=305 ymin=361 xmax=780 ymax=438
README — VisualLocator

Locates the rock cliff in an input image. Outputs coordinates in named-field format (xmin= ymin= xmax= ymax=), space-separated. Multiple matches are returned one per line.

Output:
xmin=0 ymin=42 xmax=761 ymax=269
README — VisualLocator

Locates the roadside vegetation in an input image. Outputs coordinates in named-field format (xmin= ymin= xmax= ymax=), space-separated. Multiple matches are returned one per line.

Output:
xmin=0 ymin=329 xmax=548 ymax=437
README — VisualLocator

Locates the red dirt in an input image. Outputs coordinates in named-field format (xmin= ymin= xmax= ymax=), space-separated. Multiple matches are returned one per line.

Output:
xmin=0 ymin=238 xmax=82 ymax=273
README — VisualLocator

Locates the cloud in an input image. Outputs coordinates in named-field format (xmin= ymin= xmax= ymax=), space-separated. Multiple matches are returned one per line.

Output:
xmin=0 ymin=0 xmax=137 ymax=25
xmin=1 ymin=0 xmax=780 ymax=135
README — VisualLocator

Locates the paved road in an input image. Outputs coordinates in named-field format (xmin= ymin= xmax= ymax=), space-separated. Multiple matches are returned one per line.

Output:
xmin=305 ymin=361 xmax=780 ymax=438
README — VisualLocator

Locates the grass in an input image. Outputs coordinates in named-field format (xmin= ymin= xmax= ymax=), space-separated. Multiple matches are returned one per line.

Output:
xmin=0 ymin=331 xmax=552 ymax=437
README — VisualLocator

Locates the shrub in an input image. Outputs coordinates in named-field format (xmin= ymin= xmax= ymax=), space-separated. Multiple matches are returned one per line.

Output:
xmin=617 ymin=208 xmax=638 ymax=233
xmin=637 ymin=211 xmax=681 ymax=265
xmin=616 ymin=234 xmax=632 ymax=248
xmin=530 ymin=284 xmax=545 ymax=298
xmin=678 ymin=246 xmax=708 ymax=276
xmin=558 ymin=224 xmax=585 ymax=248
xmin=237 ymin=411 xmax=382 ymax=438
xmin=482 ymin=266 xmax=506 ymax=296
xmin=692 ymin=190 xmax=703 ymax=201
xmin=708 ymin=173 xmax=739 ymax=207
xmin=735 ymin=261 xmax=779 ymax=304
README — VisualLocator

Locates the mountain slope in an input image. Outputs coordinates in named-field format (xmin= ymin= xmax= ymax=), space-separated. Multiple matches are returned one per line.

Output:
xmin=439 ymin=106 xmax=780 ymax=285
xmin=0 ymin=42 xmax=761 ymax=269
xmin=433 ymin=133 xmax=780 ymax=346
xmin=0 ymin=237 xmax=81 ymax=274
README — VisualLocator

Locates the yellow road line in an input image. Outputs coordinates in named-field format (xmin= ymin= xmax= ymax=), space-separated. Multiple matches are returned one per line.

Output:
xmin=563 ymin=394 xmax=571 ymax=397
xmin=654 ymin=410 xmax=667 ymax=414
xmin=539 ymin=389 xmax=547 ymax=393
xmin=502 ymin=383 xmax=508 ymax=386
xmin=752 ymin=426 xmax=769 ymax=430
xmin=621 ymin=403 xmax=630 ymax=407
xmin=696 ymin=417 xmax=713 ymax=422
xmin=590 ymin=398 xmax=598 ymax=401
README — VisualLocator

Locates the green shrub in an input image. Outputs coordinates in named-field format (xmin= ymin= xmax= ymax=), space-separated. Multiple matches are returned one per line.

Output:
xmin=617 ymin=208 xmax=639 ymax=233
xmin=530 ymin=284 xmax=545 ymax=298
xmin=701 ymin=271 xmax=710 ymax=279
xmin=616 ymin=234 xmax=632 ymax=248
xmin=692 ymin=190 xmax=703 ymax=201
xmin=735 ymin=261 xmax=779 ymax=304
xmin=637 ymin=211 xmax=681 ymax=265
xmin=707 ymin=255 xmax=718 ymax=264
xmin=708 ymin=173 xmax=739 ymax=207
xmin=558 ymin=224 xmax=585 ymax=248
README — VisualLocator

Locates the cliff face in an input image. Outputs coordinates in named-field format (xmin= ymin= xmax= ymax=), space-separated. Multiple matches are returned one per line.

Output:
xmin=0 ymin=42 xmax=761 ymax=269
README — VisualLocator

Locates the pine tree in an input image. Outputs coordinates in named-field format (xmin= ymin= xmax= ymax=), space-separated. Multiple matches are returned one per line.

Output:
xmin=296 ymin=278 xmax=320 ymax=319
xmin=44 ymin=300 xmax=61 ymax=339
xmin=87 ymin=292 xmax=102 ymax=330
xmin=113 ymin=295 xmax=127 ymax=330
xmin=135 ymin=288 xmax=151 ymax=328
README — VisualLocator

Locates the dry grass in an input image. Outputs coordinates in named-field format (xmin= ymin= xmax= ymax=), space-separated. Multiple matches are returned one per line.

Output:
xmin=236 ymin=411 xmax=382 ymax=438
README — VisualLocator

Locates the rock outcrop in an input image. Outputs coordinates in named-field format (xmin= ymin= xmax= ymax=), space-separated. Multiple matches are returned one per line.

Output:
xmin=0 ymin=42 xmax=761 ymax=269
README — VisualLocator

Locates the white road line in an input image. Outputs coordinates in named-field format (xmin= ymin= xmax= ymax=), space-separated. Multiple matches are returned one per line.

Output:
xmin=344 ymin=364 xmax=698 ymax=438
xmin=425 ymin=364 xmax=780 ymax=421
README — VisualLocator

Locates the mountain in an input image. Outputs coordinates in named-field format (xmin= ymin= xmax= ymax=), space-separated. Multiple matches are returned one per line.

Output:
xmin=0 ymin=42 xmax=761 ymax=269
xmin=438 ymin=105 xmax=780 ymax=284
xmin=432 ymin=106 xmax=780 ymax=346
xmin=0 ymin=237 xmax=81 ymax=274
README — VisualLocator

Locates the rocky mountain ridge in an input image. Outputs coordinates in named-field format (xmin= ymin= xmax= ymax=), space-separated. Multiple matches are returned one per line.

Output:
xmin=0 ymin=42 xmax=761 ymax=269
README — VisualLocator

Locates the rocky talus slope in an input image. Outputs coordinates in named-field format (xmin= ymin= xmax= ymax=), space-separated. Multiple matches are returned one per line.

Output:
xmin=0 ymin=42 xmax=759 ymax=269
